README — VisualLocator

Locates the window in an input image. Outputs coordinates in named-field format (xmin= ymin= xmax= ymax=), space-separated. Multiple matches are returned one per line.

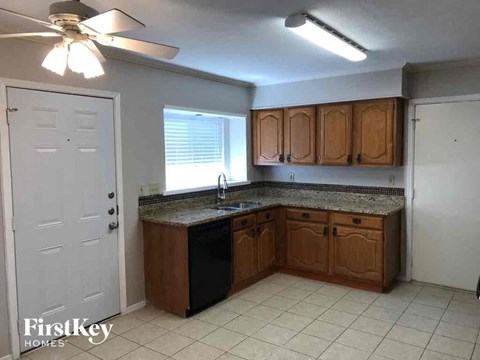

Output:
xmin=163 ymin=108 xmax=248 ymax=192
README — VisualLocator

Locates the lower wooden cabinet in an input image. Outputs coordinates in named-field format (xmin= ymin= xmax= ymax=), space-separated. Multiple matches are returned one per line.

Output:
xmin=257 ymin=221 xmax=276 ymax=273
xmin=286 ymin=220 xmax=329 ymax=273
xmin=233 ymin=227 xmax=256 ymax=284
xmin=332 ymin=225 xmax=383 ymax=283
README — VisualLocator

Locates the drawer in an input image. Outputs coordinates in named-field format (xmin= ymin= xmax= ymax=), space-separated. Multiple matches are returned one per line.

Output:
xmin=233 ymin=214 xmax=256 ymax=231
xmin=257 ymin=209 xmax=275 ymax=224
xmin=286 ymin=209 xmax=328 ymax=223
xmin=333 ymin=213 xmax=383 ymax=230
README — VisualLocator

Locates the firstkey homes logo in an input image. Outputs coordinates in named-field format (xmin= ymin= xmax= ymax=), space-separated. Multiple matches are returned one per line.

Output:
xmin=23 ymin=318 xmax=113 ymax=349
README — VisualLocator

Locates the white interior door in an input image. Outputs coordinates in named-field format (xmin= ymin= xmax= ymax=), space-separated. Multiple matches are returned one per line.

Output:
xmin=7 ymin=88 xmax=120 ymax=351
xmin=412 ymin=101 xmax=480 ymax=291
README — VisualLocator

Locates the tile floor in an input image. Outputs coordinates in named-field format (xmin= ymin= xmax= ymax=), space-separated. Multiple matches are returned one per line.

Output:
xmin=22 ymin=273 xmax=480 ymax=360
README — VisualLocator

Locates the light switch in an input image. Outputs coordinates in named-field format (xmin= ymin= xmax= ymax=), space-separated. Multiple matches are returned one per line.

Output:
xmin=387 ymin=175 xmax=395 ymax=187
xmin=288 ymin=172 xmax=295 ymax=182
xmin=138 ymin=184 xmax=146 ymax=197
xmin=149 ymin=182 xmax=161 ymax=195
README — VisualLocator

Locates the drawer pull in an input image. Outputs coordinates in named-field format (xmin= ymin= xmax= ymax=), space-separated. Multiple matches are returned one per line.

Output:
xmin=323 ymin=226 xmax=328 ymax=236
xmin=301 ymin=212 xmax=310 ymax=219
xmin=333 ymin=227 xmax=337 ymax=236
xmin=241 ymin=219 xmax=248 ymax=226
xmin=265 ymin=213 xmax=271 ymax=220
xmin=352 ymin=218 xmax=362 ymax=225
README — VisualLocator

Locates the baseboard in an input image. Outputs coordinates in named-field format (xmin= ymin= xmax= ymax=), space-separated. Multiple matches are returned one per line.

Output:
xmin=0 ymin=354 xmax=13 ymax=360
xmin=124 ymin=300 xmax=146 ymax=314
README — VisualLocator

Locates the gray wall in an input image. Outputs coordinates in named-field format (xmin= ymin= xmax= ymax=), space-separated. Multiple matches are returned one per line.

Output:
xmin=0 ymin=38 xmax=253 ymax=358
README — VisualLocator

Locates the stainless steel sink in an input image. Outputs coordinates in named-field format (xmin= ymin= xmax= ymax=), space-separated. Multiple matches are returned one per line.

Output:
xmin=210 ymin=206 xmax=241 ymax=211
xmin=209 ymin=201 xmax=261 ymax=211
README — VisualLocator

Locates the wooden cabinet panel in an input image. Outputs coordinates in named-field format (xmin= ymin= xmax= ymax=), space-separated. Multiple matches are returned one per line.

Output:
xmin=353 ymin=99 xmax=395 ymax=166
xmin=284 ymin=107 xmax=316 ymax=164
xmin=257 ymin=221 xmax=276 ymax=273
xmin=333 ymin=225 xmax=383 ymax=283
xmin=233 ymin=214 xmax=256 ymax=231
xmin=257 ymin=209 xmax=275 ymax=224
xmin=286 ymin=209 xmax=328 ymax=223
xmin=286 ymin=220 xmax=329 ymax=273
xmin=333 ymin=213 xmax=383 ymax=230
xmin=233 ymin=227 xmax=256 ymax=284
xmin=318 ymin=104 xmax=353 ymax=165
xmin=253 ymin=110 xmax=284 ymax=165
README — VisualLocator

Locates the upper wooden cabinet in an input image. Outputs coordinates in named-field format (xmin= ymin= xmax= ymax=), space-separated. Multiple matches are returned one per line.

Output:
xmin=284 ymin=107 xmax=316 ymax=165
xmin=253 ymin=109 xmax=284 ymax=165
xmin=317 ymin=104 xmax=353 ymax=166
xmin=353 ymin=98 xmax=403 ymax=166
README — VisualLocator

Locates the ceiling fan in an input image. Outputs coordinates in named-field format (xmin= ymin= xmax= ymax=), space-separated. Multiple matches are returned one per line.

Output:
xmin=0 ymin=0 xmax=180 ymax=78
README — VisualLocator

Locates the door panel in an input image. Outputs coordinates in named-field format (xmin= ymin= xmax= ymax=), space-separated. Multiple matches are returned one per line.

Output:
xmin=286 ymin=220 xmax=328 ymax=273
xmin=233 ymin=227 xmax=256 ymax=284
xmin=257 ymin=222 xmax=276 ymax=273
xmin=8 ymin=88 xmax=119 ymax=351
xmin=318 ymin=104 xmax=352 ymax=165
xmin=284 ymin=107 xmax=316 ymax=164
xmin=253 ymin=110 xmax=283 ymax=164
xmin=333 ymin=226 xmax=383 ymax=283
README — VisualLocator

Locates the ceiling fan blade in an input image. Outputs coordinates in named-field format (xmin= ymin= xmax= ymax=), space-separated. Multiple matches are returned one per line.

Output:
xmin=79 ymin=9 xmax=145 ymax=35
xmin=84 ymin=40 xmax=106 ymax=63
xmin=0 ymin=8 xmax=63 ymax=32
xmin=0 ymin=32 xmax=61 ymax=39
xmin=96 ymin=35 xmax=179 ymax=60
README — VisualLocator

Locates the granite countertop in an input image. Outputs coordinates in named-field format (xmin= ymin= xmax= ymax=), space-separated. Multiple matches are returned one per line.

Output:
xmin=140 ymin=194 xmax=405 ymax=227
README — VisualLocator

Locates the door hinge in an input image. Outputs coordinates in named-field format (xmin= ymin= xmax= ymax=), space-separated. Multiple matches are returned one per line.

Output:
xmin=412 ymin=189 xmax=416 ymax=199
xmin=11 ymin=216 xmax=15 ymax=231
xmin=17 ymin=319 xmax=21 ymax=334
xmin=411 ymin=118 xmax=420 ymax=130
xmin=6 ymin=108 xmax=18 ymax=125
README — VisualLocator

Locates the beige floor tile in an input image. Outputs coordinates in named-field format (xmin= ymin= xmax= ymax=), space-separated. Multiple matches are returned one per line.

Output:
xmin=27 ymin=343 xmax=83 ymax=360
xmin=369 ymin=355 xmax=392 ymax=360
xmin=316 ymin=285 xmax=351 ymax=299
xmin=387 ymin=325 xmax=432 ymax=348
xmin=374 ymin=338 xmax=423 ymax=360
xmin=414 ymin=289 xmax=452 ymax=309
xmin=174 ymin=319 xmax=217 ymax=340
xmin=389 ymin=283 xmax=423 ymax=301
xmin=319 ymin=343 xmax=370 ymax=360
xmin=447 ymin=301 xmax=480 ymax=316
xmin=252 ymin=324 xmax=297 ymax=346
xmin=287 ymin=301 xmax=327 ymax=319
xmin=172 ymin=341 xmax=224 ymax=360
xmin=435 ymin=321 xmax=479 ymax=343
xmin=229 ymin=337 xmax=279 ymax=360
xmin=336 ymin=328 xmax=382 ymax=352
xmin=284 ymin=333 xmax=330 ymax=357
xmin=318 ymin=309 xmax=358 ymax=327
xmin=276 ymin=287 xmax=313 ymax=301
xmin=217 ymin=354 xmax=244 ymax=360
xmin=427 ymin=335 xmax=474 ymax=359
xmin=452 ymin=291 xmax=479 ymax=305
xmin=88 ymin=336 xmax=139 ymax=360
xmin=200 ymin=328 xmax=246 ymax=351
xmin=301 ymin=320 xmax=346 ymax=341
xmin=262 ymin=295 xmax=299 ymax=311
xmin=67 ymin=333 xmax=117 ymax=351
xmin=271 ymin=312 xmax=313 ymax=331
xmin=420 ymin=287 xmax=455 ymax=299
xmin=245 ymin=305 xmax=283 ymax=322
xmin=441 ymin=310 xmax=480 ymax=329
xmin=253 ymin=282 xmax=287 ymax=294
xmin=69 ymin=353 xmax=100 ymax=360
xmin=149 ymin=312 xmax=191 ymax=330
xmin=331 ymin=299 xmax=369 ymax=315
xmin=122 ymin=323 xmax=168 ymax=345
xmin=343 ymin=289 xmax=379 ymax=305
xmin=472 ymin=345 xmax=480 ymax=360
xmin=223 ymin=315 xmax=267 ymax=336
xmin=349 ymin=316 xmax=394 ymax=337
xmin=373 ymin=295 xmax=411 ymax=312
xmin=265 ymin=274 xmax=301 ymax=287
xmin=290 ymin=279 xmax=325 ymax=292
xmin=108 ymin=315 xmax=145 ymax=335
xmin=219 ymin=298 xmax=258 ymax=314
xmin=268 ymin=347 xmax=312 ymax=360
xmin=421 ymin=349 xmax=464 ymax=359
xmin=303 ymin=293 xmax=338 ymax=308
xmin=397 ymin=313 xmax=439 ymax=333
xmin=195 ymin=307 xmax=239 ymax=326
xmin=130 ymin=306 xmax=164 ymax=322
xmin=363 ymin=305 xmax=403 ymax=323
xmin=144 ymin=332 xmax=194 ymax=356
xmin=118 ymin=346 xmax=168 ymax=360
xmin=237 ymin=289 xmax=273 ymax=303
xmin=406 ymin=303 xmax=445 ymax=320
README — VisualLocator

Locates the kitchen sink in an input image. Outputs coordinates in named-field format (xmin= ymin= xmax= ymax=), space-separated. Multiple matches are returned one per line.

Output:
xmin=209 ymin=201 xmax=261 ymax=211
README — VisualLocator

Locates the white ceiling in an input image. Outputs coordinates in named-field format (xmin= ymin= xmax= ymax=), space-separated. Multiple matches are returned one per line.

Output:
xmin=1 ymin=0 xmax=480 ymax=85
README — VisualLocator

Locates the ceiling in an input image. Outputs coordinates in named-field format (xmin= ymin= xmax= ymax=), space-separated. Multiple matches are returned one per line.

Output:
xmin=1 ymin=0 xmax=480 ymax=86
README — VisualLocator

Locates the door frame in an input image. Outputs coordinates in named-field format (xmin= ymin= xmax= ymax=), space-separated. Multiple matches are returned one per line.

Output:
xmin=0 ymin=78 xmax=127 ymax=359
xmin=405 ymin=93 xmax=480 ymax=282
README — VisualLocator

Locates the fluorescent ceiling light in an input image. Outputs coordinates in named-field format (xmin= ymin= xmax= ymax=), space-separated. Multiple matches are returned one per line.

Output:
xmin=285 ymin=14 xmax=367 ymax=62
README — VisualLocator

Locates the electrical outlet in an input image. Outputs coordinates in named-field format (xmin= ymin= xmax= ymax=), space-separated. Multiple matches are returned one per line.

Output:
xmin=387 ymin=175 xmax=395 ymax=187
xmin=138 ymin=184 xmax=146 ymax=197
xmin=288 ymin=172 xmax=295 ymax=182
xmin=149 ymin=182 xmax=161 ymax=195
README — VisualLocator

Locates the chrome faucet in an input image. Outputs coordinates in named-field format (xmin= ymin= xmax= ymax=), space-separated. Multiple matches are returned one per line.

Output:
xmin=217 ymin=172 xmax=228 ymax=203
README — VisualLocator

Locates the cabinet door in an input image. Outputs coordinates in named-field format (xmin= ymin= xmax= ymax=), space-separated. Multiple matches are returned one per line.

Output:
xmin=284 ymin=107 xmax=316 ymax=164
xmin=257 ymin=221 xmax=276 ymax=273
xmin=318 ymin=104 xmax=353 ymax=165
xmin=233 ymin=227 xmax=256 ymax=284
xmin=353 ymin=99 xmax=395 ymax=166
xmin=286 ymin=220 xmax=329 ymax=273
xmin=333 ymin=225 xmax=383 ymax=283
xmin=253 ymin=110 xmax=284 ymax=165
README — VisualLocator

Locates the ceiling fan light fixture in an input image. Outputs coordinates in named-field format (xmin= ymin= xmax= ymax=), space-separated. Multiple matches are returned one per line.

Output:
xmin=285 ymin=13 xmax=367 ymax=62
xmin=41 ymin=42 xmax=68 ymax=76
xmin=67 ymin=41 xmax=104 ymax=78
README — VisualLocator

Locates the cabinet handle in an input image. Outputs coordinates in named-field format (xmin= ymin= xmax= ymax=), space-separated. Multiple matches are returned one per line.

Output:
xmin=333 ymin=227 xmax=337 ymax=236
xmin=301 ymin=212 xmax=310 ymax=219
xmin=265 ymin=213 xmax=271 ymax=220
xmin=287 ymin=154 xmax=292 ymax=163
xmin=241 ymin=219 xmax=248 ymax=226
xmin=352 ymin=218 xmax=362 ymax=225
xmin=279 ymin=154 xmax=285 ymax=163
xmin=347 ymin=155 xmax=352 ymax=164
xmin=323 ymin=226 xmax=328 ymax=236
xmin=356 ymin=154 xmax=362 ymax=163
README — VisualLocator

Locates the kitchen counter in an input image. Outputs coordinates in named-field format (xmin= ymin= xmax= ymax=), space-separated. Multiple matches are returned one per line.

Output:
xmin=140 ymin=192 xmax=405 ymax=227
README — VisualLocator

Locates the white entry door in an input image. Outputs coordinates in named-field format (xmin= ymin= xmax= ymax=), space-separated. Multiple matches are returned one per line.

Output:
xmin=7 ymin=88 xmax=120 ymax=351
xmin=412 ymin=101 xmax=480 ymax=291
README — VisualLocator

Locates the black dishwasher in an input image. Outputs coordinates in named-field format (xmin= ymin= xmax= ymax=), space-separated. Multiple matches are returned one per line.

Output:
xmin=188 ymin=219 xmax=232 ymax=316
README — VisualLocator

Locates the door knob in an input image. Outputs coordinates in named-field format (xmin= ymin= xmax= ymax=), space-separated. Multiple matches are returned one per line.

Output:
xmin=108 ymin=222 xmax=119 ymax=230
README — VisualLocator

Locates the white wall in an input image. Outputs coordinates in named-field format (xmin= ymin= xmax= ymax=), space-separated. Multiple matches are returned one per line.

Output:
xmin=0 ymin=38 xmax=253 ymax=358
